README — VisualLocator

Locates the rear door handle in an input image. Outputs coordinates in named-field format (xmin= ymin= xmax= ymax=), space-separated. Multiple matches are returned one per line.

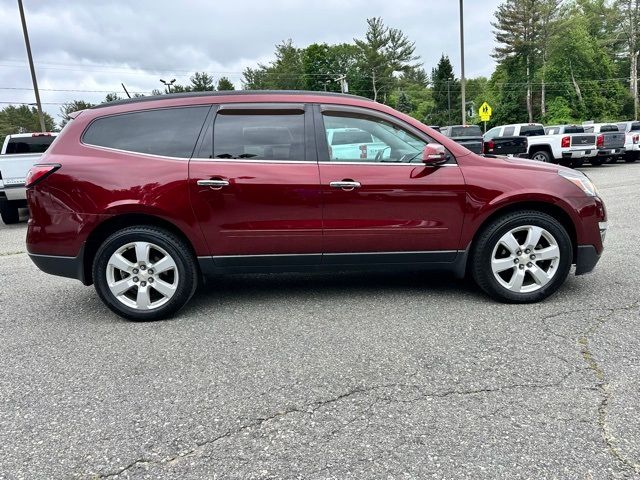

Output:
xmin=329 ymin=180 xmax=361 ymax=191
xmin=197 ymin=179 xmax=230 ymax=189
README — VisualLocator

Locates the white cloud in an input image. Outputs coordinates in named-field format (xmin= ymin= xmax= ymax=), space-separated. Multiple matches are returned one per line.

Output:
xmin=0 ymin=0 xmax=501 ymax=122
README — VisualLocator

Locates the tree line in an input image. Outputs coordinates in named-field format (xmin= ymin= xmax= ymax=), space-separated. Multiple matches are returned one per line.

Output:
xmin=2 ymin=0 xmax=640 ymax=146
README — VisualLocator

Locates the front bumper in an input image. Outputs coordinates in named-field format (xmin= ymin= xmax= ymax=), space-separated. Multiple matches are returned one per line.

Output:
xmin=575 ymin=245 xmax=601 ymax=275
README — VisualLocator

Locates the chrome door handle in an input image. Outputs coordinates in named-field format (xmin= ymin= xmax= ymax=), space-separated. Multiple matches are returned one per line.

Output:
xmin=197 ymin=179 xmax=230 ymax=189
xmin=329 ymin=181 xmax=361 ymax=190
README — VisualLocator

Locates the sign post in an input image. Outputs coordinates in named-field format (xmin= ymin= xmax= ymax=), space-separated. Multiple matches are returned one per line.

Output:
xmin=479 ymin=102 xmax=492 ymax=133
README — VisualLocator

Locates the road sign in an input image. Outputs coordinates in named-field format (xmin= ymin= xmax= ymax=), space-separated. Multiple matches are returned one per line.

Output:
xmin=479 ymin=102 xmax=492 ymax=122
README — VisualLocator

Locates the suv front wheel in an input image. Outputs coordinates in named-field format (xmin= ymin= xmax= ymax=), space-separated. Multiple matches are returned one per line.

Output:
xmin=471 ymin=211 xmax=573 ymax=303
xmin=92 ymin=226 xmax=198 ymax=321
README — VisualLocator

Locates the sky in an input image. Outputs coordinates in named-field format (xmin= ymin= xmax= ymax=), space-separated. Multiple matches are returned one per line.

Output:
xmin=0 ymin=0 xmax=502 ymax=123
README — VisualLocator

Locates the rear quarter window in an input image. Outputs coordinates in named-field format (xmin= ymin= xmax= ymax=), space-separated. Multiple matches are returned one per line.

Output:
xmin=82 ymin=106 xmax=210 ymax=158
xmin=519 ymin=125 xmax=545 ymax=136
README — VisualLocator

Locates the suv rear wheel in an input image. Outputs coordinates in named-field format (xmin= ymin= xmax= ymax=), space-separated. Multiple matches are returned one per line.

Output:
xmin=92 ymin=226 xmax=198 ymax=321
xmin=530 ymin=150 xmax=552 ymax=163
xmin=471 ymin=211 xmax=573 ymax=303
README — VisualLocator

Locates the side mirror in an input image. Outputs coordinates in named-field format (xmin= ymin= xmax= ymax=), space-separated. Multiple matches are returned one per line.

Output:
xmin=422 ymin=143 xmax=447 ymax=165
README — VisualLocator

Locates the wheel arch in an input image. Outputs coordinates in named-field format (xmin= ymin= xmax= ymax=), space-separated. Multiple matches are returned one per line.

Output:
xmin=465 ymin=201 xmax=578 ymax=273
xmin=529 ymin=144 xmax=554 ymax=158
xmin=82 ymin=213 xmax=199 ymax=285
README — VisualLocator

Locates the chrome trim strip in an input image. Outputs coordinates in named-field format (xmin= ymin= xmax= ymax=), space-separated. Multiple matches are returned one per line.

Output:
xmin=81 ymin=143 xmax=190 ymax=161
xmin=318 ymin=162 xmax=459 ymax=167
xmin=190 ymin=158 xmax=312 ymax=164
xmin=201 ymin=250 xmax=464 ymax=259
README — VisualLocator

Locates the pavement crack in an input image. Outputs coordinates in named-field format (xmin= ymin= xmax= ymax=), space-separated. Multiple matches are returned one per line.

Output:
xmin=577 ymin=302 xmax=640 ymax=475
xmin=0 ymin=250 xmax=26 ymax=257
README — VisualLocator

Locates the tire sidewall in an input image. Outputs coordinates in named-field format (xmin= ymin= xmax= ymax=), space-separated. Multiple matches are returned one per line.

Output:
xmin=93 ymin=228 xmax=196 ymax=321
xmin=474 ymin=213 xmax=573 ymax=303
xmin=531 ymin=150 xmax=551 ymax=163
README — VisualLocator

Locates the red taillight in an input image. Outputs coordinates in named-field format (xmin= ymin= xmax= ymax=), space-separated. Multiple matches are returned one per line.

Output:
xmin=634 ymin=134 xmax=639 ymax=144
xmin=597 ymin=134 xmax=604 ymax=148
xmin=484 ymin=140 xmax=495 ymax=153
xmin=25 ymin=164 xmax=60 ymax=188
xmin=561 ymin=136 xmax=571 ymax=148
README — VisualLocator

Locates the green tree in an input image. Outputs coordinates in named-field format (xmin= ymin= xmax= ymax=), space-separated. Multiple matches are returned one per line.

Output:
xmin=354 ymin=17 xmax=420 ymax=102
xmin=0 ymin=105 xmax=56 ymax=146
xmin=243 ymin=39 xmax=304 ymax=90
xmin=430 ymin=55 xmax=459 ymax=126
xmin=59 ymin=100 xmax=95 ymax=127
xmin=190 ymin=72 xmax=215 ymax=91
xmin=103 ymin=93 xmax=122 ymax=103
xmin=217 ymin=76 xmax=235 ymax=91
xmin=396 ymin=91 xmax=414 ymax=113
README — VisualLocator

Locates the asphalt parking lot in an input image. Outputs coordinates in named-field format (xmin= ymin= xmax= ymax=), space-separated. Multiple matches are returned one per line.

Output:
xmin=1 ymin=163 xmax=639 ymax=479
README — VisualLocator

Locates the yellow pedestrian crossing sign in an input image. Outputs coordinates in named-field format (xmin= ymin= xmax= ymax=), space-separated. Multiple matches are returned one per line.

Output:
xmin=479 ymin=102 xmax=492 ymax=121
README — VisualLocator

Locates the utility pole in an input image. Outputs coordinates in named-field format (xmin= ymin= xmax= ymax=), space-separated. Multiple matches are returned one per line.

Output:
xmin=447 ymin=80 xmax=451 ymax=124
xmin=336 ymin=74 xmax=349 ymax=94
xmin=17 ymin=0 xmax=45 ymax=132
xmin=459 ymin=0 xmax=466 ymax=126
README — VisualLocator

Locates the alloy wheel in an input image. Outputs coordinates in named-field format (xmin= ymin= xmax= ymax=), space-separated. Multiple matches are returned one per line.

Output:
xmin=490 ymin=225 xmax=560 ymax=293
xmin=106 ymin=241 xmax=179 ymax=310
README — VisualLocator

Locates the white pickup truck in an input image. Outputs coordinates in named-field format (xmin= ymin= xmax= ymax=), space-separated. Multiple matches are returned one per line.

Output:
xmin=615 ymin=121 xmax=640 ymax=163
xmin=0 ymin=132 xmax=58 ymax=224
xmin=487 ymin=123 xmax=597 ymax=167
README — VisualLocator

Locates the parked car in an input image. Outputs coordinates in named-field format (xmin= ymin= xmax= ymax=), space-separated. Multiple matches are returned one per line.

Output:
xmin=441 ymin=125 xmax=484 ymax=154
xmin=488 ymin=123 xmax=593 ymax=167
xmin=26 ymin=91 xmax=607 ymax=320
xmin=615 ymin=121 xmax=640 ymax=163
xmin=0 ymin=132 xmax=58 ymax=224
xmin=543 ymin=124 xmax=597 ymax=168
xmin=583 ymin=123 xmax=625 ymax=165
xmin=482 ymin=128 xmax=528 ymax=156
xmin=326 ymin=127 xmax=390 ymax=161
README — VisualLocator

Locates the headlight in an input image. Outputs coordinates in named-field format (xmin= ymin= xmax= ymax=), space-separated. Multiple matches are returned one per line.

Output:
xmin=558 ymin=170 xmax=598 ymax=197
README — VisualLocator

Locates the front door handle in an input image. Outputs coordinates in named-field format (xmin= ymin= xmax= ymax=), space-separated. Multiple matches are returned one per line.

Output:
xmin=197 ymin=179 xmax=230 ymax=190
xmin=329 ymin=180 xmax=361 ymax=191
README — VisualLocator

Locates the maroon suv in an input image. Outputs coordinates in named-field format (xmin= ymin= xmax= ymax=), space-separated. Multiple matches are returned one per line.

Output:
xmin=26 ymin=91 xmax=607 ymax=321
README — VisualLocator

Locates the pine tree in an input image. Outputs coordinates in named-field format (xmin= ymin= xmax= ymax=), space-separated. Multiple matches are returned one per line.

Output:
xmin=396 ymin=92 xmax=414 ymax=113
xmin=190 ymin=72 xmax=215 ymax=91
xmin=431 ymin=55 xmax=459 ymax=125
xmin=217 ymin=77 xmax=235 ymax=91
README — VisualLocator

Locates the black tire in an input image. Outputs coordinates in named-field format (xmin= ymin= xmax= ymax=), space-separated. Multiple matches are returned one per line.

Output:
xmin=590 ymin=157 xmax=604 ymax=166
xmin=0 ymin=200 xmax=20 ymax=225
xmin=92 ymin=226 xmax=198 ymax=321
xmin=470 ymin=211 xmax=573 ymax=303
xmin=624 ymin=153 xmax=637 ymax=163
xmin=570 ymin=158 xmax=584 ymax=169
xmin=530 ymin=150 xmax=552 ymax=163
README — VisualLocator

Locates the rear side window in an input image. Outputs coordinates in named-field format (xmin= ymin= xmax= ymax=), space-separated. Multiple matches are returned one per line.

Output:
xmin=82 ymin=106 xmax=210 ymax=158
xmin=212 ymin=112 xmax=305 ymax=161
xmin=503 ymin=126 xmax=515 ymax=136
xmin=520 ymin=125 xmax=545 ymax=136
xmin=5 ymin=135 xmax=55 ymax=154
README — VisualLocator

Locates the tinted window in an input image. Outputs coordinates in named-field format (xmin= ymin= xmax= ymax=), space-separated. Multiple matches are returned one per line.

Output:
xmin=331 ymin=129 xmax=375 ymax=145
xmin=322 ymin=113 xmax=427 ymax=163
xmin=520 ymin=125 xmax=545 ymax=136
xmin=600 ymin=124 xmax=619 ymax=132
xmin=631 ymin=122 xmax=640 ymax=132
xmin=212 ymin=113 xmax=305 ymax=161
xmin=503 ymin=126 xmax=515 ymax=136
xmin=450 ymin=126 xmax=482 ymax=136
xmin=5 ymin=135 xmax=55 ymax=154
xmin=83 ymin=106 xmax=209 ymax=158
xmin=564 ymin=125 xmax=584 ymax=134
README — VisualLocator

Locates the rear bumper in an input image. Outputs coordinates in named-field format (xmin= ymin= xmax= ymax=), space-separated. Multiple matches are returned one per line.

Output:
xmin=596 ymin=147 xmax=625 ymax=157
xmin=3 ymin=185 xmax=26 ymax=201
xmin=575 ymin=245 xmax=601 ymax=275
xmin=28 ymin=245 xmax=87 ymax=284
xmin=561 ymin=149 xmax=596 ymax=159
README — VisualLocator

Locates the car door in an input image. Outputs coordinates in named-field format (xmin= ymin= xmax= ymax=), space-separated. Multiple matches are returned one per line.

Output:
xmin=189 ymin=103 xmax=322 ymax=268
xmin=315 ymin=104 xmax=466 ymax=265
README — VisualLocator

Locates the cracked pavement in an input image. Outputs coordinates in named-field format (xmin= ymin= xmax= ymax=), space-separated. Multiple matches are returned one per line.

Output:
xmin=1 ymin=163 xmax=639 ymax=479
